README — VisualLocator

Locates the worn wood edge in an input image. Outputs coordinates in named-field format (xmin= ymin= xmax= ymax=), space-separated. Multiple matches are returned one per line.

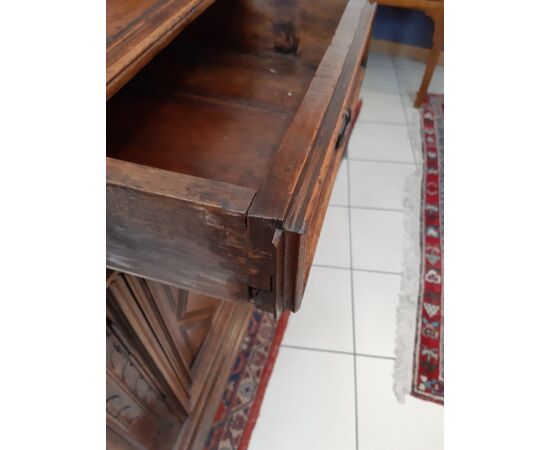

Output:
xmin=174 ymin=303 xmax=253 ymax=450
xmin=107 ymin=0 xmax=216 ymax=99
xmin=370 ymin=39 xmax=444 ymax=66
xmin=284 ymin=2 xmax=375 ymax=312
xmin=284 ymin=4 xmax=374 ymax=234
xmin=281 ymin=115 xmax=350 ymax=312
xmin=281 ymin=230 xmax=301 ymax=313
xmin=107 ymin=159 xmax=271 ymax=305
xmin=278 ymin=2 xmax=374 ymax=312
xmin=107 ymin=157 xmax=255 ymax=214
xmin=247 ymin=0 xmax=374 ymax=223
xmin=278 ymin=104 xmax=356 ymax=312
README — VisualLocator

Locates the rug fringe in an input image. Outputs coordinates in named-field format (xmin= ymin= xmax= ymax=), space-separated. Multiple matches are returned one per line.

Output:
xmin=393 ymin=117 xmax=423 ymax=403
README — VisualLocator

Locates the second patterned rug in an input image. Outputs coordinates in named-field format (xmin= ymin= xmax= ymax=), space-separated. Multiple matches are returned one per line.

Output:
xmin=394 ymin=94 xmax=444 ymax=405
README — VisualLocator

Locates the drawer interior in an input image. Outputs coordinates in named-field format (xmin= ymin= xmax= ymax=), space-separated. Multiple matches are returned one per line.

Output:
xmin=107 ymin=0 xmax=349 ymax=190
xmin=107 ymin=0 xmax=375 ymax=314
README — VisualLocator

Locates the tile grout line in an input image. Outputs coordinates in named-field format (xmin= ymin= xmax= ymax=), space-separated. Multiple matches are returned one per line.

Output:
xmin=312 ymin=263 xmax=402 ymax=276
xmin=353 ymin=119 xmax=411 ymax=128
xmin=356 ymin=118 xmax=405 ymax=127
xmin=345 ymin=147 xmax=360 ymax=450
xmin=350 ymin=63 xmax=404 ymax=449
xmin=280 ymin=344 xmax=396 ymax=361
xmin=347 ymin=157 xmax=416 ymax=166
xmin=329 ymin=204 xmax=405 ymax=213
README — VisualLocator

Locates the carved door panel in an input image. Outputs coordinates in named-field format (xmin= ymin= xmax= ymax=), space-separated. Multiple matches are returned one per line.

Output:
xmin=108 ymin=273 xmax=193 ymax=416
xmin=139 ymin=278 xmax=239 ymax=409
xmin=106 ymin=311 xmax=181 ymax=450
xmin=106 ymin=272 xmax=242 ymax=449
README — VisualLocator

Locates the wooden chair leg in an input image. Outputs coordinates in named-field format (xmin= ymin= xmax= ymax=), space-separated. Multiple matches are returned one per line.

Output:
xmin=414 ymin=47 xmax=440 ymax=107
xmin=414 ymin=10 xmax=443 ymax=108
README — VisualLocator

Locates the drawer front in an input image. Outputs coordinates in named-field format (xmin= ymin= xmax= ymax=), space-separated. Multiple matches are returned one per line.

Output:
xmin=296 ymin=52 xmax=370 ymax=307
xmin=107 ymin=160 xmax=275 ymax=305
xmin=250 ymin=0 xmax=376 ymax=314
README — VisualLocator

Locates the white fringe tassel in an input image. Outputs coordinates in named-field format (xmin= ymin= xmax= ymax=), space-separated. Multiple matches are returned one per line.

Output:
xmin=393 ymin=107 xmax=424 ymax=403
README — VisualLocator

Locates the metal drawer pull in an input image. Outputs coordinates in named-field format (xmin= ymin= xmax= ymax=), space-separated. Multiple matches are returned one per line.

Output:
xmin=336 ymin=108 xmax=352 ymax=149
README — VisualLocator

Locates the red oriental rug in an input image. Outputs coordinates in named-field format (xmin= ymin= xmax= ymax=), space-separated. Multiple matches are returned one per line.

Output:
xmin=394 ymin=94 xmax=444 ymax=405
xmin=203 ymin=310 xmax=289 ymax=450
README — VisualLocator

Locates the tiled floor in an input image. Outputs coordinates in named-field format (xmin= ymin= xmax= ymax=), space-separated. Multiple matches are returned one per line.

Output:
xmin=248 ymin=53 xmax=443 ymax=450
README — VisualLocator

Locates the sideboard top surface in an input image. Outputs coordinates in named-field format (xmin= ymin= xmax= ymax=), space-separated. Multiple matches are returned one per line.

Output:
xmin=107 ymin=0 xmax=215 ymax=99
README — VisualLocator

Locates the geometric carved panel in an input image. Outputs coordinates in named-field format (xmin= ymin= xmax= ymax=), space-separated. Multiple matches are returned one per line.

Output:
xmin=149 ymin=283 xmax=219 ymax=370
xmin=107 ymin=271 xmax=252 ymax=449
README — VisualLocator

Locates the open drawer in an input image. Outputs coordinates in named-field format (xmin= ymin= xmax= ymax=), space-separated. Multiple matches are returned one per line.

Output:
xmin=107 ymin=0 xmax=376 ymax=316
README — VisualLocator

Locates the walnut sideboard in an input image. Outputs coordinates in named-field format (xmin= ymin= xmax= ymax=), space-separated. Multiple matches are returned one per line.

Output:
xmin=106 ymin=0 xmax=376 ymax=448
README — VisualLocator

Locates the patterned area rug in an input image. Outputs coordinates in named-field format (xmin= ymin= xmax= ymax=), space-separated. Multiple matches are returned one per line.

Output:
xmin=394 ymin=94 xmax=444 ymax=405
xmin=204 ymin=310 xmax=289 ymax=450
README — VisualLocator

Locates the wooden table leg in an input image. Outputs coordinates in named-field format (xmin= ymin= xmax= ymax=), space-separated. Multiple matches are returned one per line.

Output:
xmin=414 ymin=9 xmax=443 ymax=108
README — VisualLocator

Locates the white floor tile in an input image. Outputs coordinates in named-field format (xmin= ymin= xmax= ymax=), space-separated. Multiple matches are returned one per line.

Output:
xmin=353 ymin=271 xmax=400 ymax=357
xmin=396 ymin=67 xmax=444 ymax=96
xmin=284 ymin=266 xmax=353 ymax=352
xmin=362 ymin=68 xmax=400 ymax=95
xmin=329 ymin=159 xmax=349 ymax=206
xmin=400 ymin=91 xmax=422 ymax=128
xmin=402 ymin=96 xmax=421 ymax=132
xmin=393 ymin=56 xmax=428 ymax=72
xmin=358 ymin=93 xmax=406 ymax=125
xmin=404 ymin=103 xmax=420 ymax=127
xmin=400 ymin=93 xmax=426 ymax=167
xmin=349 ymin=160 xmax=415 ymax=210
xmin=249 ymin=348 xmax=356 ymax=450
xmin=350 ymin=208 xmax=404 ymax=272
xmin=365 ymin=52 xmax=395 ymax=70
xmin=313 ymin=206 xmax=351 ymax=268
xmin=357 ymin=357 xmax=443 ymax=450
xmin=348 ymin=122 xmax=414 ymax=163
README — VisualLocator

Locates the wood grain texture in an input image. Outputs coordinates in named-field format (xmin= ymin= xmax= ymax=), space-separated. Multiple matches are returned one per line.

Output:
xmin=107 ymin=88 xmax=291 ymax=191
xmin=249 ymin=0 xmax=376 ymax=222
xmin=107 ymin=159 xmax=275 ymax=305
xmin=107 ymin=0 xmax=215 ymax=99
xmin=180 ymin=0 xmax=350 ymax=63
xmin=132 ymin=44 xmax=317 ymax=113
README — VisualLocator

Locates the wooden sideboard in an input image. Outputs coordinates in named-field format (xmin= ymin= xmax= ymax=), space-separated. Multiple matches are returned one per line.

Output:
xmin=106 ymin=0 xmax=376 ymax=448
